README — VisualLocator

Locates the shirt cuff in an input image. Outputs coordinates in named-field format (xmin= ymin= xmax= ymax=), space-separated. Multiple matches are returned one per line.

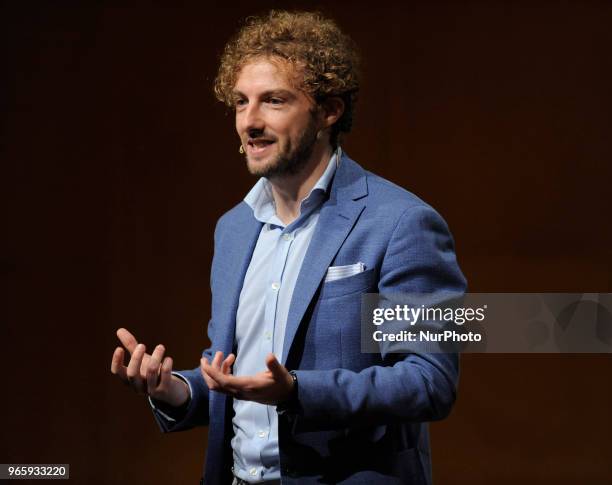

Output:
xmin=148 ymin=372 xmax=193 ymax=423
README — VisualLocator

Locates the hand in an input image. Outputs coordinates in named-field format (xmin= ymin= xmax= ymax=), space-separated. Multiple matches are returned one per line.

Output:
xmin=110 ymin=328 xmax=190 ymax=407
xmin=200 ymin=351 xmax=294 ymax=405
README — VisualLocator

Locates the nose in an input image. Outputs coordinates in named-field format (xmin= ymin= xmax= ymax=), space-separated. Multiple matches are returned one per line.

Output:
xmin=240 ymin=102 xmax=265 ymax=134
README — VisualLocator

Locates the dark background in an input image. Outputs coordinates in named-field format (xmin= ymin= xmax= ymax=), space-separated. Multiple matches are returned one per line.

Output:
xmin=1 ymin=1 xmax=611 ymax=484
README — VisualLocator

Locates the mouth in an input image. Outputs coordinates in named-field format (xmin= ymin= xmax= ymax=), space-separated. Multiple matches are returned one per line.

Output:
xmin=247 ymin=138 xmax=276 ymax=156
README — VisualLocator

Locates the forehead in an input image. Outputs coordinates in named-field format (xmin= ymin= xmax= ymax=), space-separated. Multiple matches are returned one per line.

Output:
xmin=233 ymin=57 xmax=302 ymax=95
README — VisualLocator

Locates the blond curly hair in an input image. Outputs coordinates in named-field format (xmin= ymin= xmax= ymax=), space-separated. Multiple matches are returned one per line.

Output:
xmin=214 ymin=10 xmax=361 ymax=147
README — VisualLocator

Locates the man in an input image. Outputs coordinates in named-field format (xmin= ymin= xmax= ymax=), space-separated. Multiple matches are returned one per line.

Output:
xmin=111 ymin=10 xmax=466 ymax=485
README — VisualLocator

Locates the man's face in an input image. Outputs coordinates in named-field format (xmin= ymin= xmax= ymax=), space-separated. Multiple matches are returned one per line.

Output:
xmin=233 ymin=58 xmax=322 ymax=179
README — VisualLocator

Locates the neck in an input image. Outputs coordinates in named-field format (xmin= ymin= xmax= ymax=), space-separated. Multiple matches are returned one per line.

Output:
xmin=269 ymin=142 xmax=334 ymax=225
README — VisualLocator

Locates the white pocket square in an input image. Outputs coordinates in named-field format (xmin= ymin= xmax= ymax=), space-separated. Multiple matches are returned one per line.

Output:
xmin=324 ymin=262 xmax=366 ymax=282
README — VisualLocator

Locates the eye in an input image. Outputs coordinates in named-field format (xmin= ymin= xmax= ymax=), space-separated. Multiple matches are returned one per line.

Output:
xmin=234 ymin=98 xmax=247 ymax=108
xmin=268 ymin=97 xmax=284 ymax=105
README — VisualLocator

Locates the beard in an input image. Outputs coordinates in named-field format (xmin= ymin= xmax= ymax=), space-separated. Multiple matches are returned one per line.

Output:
xmin=245 ymin=115 xmax=319 ymax=179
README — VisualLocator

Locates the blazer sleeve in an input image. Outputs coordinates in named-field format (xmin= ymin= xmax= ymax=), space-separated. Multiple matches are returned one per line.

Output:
xmin=149 ymin=331 xmax=216 ymax=433
xmin=292 ymin=204 xmax=467 ymax=429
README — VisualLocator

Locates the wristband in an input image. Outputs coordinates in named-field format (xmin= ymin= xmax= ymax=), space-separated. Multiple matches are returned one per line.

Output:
xmin=277 ymin=370 xmax=298 ymax=415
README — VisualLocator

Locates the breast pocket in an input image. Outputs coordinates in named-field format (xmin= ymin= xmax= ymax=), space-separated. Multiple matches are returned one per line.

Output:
xmin=318 ymin=268 xmax=377 ymax=300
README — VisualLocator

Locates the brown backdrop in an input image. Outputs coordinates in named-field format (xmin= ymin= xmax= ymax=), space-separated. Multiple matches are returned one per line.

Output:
xmin=2 ymin=1 xmax=611 ymax=484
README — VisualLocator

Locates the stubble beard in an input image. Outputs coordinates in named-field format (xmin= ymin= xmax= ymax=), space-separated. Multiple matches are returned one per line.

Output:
xmin=245 ymin=117 xmax=319 ymax=180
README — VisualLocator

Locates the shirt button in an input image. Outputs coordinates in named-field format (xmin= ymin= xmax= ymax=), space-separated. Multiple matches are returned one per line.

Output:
xmin=271 ymin=282 xmax=280 ymax=290
xmin=258 ymin=429 xmax=267 ymax=438
xmin=249 ymin=468 xmax=258 ymax=476
xmin=264 ymin=331 xmax=272 ymax=340
xmin=282 ymin=233 xmax=292 ymax=241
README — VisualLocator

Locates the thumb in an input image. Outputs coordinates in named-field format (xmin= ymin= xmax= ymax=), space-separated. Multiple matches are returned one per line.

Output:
xmin=265 ymin=353 xmax=286 ymax=377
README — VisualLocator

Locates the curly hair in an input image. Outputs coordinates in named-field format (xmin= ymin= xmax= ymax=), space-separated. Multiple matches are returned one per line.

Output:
xmin=214 ymin=10 xmax=361 ymax=147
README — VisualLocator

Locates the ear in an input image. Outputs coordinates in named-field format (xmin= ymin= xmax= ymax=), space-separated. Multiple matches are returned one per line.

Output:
xmin=319 ymin=97 xmax=345 ymax=129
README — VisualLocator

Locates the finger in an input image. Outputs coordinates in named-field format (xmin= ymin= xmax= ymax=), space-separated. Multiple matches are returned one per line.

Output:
xmin=221 ymin=353 xmax=236 ymax=374
xmin=117 ymin=328 xmax=139 ymax=354
xmin=201 ymin=357 xmax=242 ymax=393
xmin=204 ymin=361 xmax=253 ymax=392
xmin=126 ymin=343 xmax=147 ymax=392
xmin=111 ymin=347 xmax=128 ymax=381
xmin=146 ymin=344 xmax=165 ymax=392
xmin=265 ymin=353 xmax=286 ymax=378
xmin=200 ymin=358 xmax=219 ymax=390
xmin=221 ymin=374 xmax=257 ymax=389
xmin=211 ymin=351 xmax=224 ymax=369
xmin=139 ymin=352 xmax=151 ymax=378
xmin=158 ymin=356 xmax=173 ymax=389
xmin=221 ymin=374 xmax=261 ymax=399
xmin=202 ymin=357 xmax=226 ymax=383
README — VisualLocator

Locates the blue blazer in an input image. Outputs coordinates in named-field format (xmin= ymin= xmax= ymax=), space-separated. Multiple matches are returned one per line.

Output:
xmin=158 ymin=154 xmax=467 ymax=484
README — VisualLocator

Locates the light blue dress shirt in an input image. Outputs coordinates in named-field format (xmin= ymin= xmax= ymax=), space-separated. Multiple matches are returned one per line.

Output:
xmin=231 ymin=148 xmax=340 ymax=483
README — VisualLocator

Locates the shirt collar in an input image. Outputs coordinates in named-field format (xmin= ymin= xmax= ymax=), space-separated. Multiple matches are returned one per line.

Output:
xmin=244 ymin=146 xmax=342 ymax=224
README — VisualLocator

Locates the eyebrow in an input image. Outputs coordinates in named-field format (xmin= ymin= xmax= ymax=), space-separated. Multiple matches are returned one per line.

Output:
xmin=231 ymin=89 xmax=295 ymax=99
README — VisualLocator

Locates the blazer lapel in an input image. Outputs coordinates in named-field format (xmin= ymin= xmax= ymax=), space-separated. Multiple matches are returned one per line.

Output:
xmin=281 ymin=155 xmax=368 ymax=364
